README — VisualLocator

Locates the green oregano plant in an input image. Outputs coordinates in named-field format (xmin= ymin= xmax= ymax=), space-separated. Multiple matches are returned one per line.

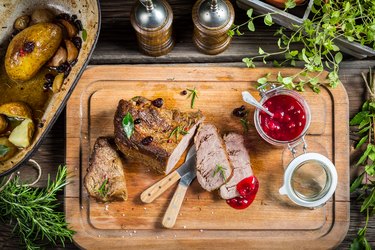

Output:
xmin=229 ymin=0 xmax=375 ymax=93
xmin=349 ymin=69 xmax=375 ymax=250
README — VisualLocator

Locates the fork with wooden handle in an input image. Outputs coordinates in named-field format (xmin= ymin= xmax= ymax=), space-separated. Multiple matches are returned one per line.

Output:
xmin=140 ymin=145 xmax=196 ymax=203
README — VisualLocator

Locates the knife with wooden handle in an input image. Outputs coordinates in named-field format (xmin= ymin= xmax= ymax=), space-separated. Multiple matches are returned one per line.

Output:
xmin=162 ymin=167 xmax=196 ymax=228
xmin=140 ymin=145 xmax=196 ymax=203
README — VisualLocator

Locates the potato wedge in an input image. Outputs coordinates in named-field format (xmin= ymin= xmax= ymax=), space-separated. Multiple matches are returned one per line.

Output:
xmin=5 ymin=23 xmax=62 ymax=82
xmin=0 ymin=102 xmax=32 ymax=120
xmin=8 ymin=118 xmax=34 ymax=148
xmin=0 ymin=137 xmax=17 ymax=161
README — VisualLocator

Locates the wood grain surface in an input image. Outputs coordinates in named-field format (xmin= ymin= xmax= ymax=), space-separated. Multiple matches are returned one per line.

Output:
xmin=64 ymin=65 xmax=349 ymax=249
xmin=0 ymin=0 xmax=374 ymax=249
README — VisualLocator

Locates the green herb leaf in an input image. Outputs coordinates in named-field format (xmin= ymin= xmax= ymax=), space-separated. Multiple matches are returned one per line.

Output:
xmin=0 ymin=145 xmax=9 ymax=157
xmin=122 ymin=112 xmax=134 ymax=139
xmin=356 ymin=135 xmax=369 ymax=149
xmin=247 ymin=9 xmax=253 ymax=18
xmin=264 ymin=14 xmax=273 ymax=26
xmin=187 ymin=87 xmax=198 ymax=109
xmin=360 ymin=188 xmax=375 ymax=212
xmin=350 ymin=173 xmax=364 ymax=193
xmin=242 ymin=57 xmax=255 ymax=68
xmin=247 ymin=21 xmax=255 ymax=32
xmin=98 ymin=178 xmax=109 ymax=198
xmin=213 ymin=164 xmax=227 ymax=183
xmin=334 ymin=52 xmax=343 ymax=64
xmin=350 ymin=111 xmax=369 ymax=126
xmin=82 ymin=29 xmax=87 ymax=41
xmin=258 ymin=47 xmax=265 ymax=55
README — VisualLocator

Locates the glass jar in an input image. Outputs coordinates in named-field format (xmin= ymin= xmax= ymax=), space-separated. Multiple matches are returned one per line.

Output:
xmin=252 ymin=86 xmax=337 ymax=208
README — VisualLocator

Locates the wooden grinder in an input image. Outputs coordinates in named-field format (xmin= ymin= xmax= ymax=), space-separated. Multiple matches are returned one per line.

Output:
xmin=130 ymin=0 xmax=174 ymax=57
xmin=192 ymin=0 xmax=235 ymax=55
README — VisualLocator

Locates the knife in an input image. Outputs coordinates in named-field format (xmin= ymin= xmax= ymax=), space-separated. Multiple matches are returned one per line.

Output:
xmin=140 ymin=145 xmax=196 ymax=203
xmin=162 ymin=165 xmax=196 ymax=228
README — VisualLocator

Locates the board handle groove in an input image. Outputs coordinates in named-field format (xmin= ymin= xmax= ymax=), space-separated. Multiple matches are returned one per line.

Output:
xmin=162 ymin=183 xmax=188 ymax=228
xmin=140 ymin=171 xmax=181 ymax=203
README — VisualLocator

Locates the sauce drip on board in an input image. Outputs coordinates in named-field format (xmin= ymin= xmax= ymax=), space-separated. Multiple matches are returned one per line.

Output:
xmin=226 ymin=176 xmax=259 ymax=210
xmin=259 ymin=94 xmax=306 ymax=141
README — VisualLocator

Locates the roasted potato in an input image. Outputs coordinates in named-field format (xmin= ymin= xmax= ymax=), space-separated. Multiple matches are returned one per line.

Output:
xmin=0 ymin=137 xmax=17 ymax=161
xmin=0 ymin=115 xmax=8 ymax=133
xmin=14 ymin=15 xmax=30 ymax=30
xmin=5 ymin=23 xmax=62 ymax=82
xmin=31 ymin=9 xmax=54 ymax=24
xmin=0 ymin=102 xmax=32 ymax=120
xmin=8 ymin=118 xmax=34 ymax=148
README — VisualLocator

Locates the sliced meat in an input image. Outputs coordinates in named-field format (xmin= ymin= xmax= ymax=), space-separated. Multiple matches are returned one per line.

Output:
xmin=195 ymin=123 xmax=233 ymax=192
xmin=219 ymin=133 xmax=253 ymax=199
xmin=114 ymin=96 xmax=204 ymax=174
xmin=84 ymin=137 xmax=127 ymax=202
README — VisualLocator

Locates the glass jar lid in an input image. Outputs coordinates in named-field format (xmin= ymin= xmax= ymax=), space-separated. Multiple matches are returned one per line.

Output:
xmin=279 ymin=153 xmax=337 ymax=208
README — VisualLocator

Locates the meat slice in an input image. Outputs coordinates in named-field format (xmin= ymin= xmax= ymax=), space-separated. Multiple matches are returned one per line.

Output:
xmin=84 ymin=137 xmax=127 ymax=202
xmin=219 ymin=133 xmax=253 ymax=199
xmin=195 ymin=123 xmax=233 ymax=192
xmin=114 ymin=97 xmax=204 ymax=174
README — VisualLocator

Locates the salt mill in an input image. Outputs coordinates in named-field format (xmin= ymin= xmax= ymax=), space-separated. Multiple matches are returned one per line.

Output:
xmin=192 ymin=0 xmax=235 ymax=55
xmin=130 ymin=0 xmax=174 ymax=57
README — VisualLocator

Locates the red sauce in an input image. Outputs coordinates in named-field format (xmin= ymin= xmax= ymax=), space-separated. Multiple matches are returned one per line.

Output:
xmin=226 ymin=176 xmax=259 ymax=210
xmin=259 ymin=94 xmax=306 ymax=141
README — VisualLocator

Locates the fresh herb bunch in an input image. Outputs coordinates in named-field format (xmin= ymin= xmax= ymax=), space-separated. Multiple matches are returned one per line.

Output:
xmin=350 ymin=69 xmax=375 ymax=250
xmin=0 ymin=165 xmax=74 ymax=250
xmin=230 ymin=0 xmax=375 ymax=92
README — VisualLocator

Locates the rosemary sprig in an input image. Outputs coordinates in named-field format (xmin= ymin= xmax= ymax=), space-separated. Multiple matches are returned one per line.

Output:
xmin=169 ymin=126 xmax=189 ymax=142
xmin=187 ymin=87 xmax=198 ymax=109
xmin=97 ymin=177 xmax=110 ymax=198
xmin=0 ymin=165 xmax=74 ymax=250
xmin=213 ymin=164 xmax=227 ymax=183
xmin=350 ymin=68 xmax=375 ymax=250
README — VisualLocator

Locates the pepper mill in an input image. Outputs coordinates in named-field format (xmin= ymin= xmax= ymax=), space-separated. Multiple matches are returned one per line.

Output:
xmin=192 ymin=0 xmax=235 ymax=55
xmin=130 ymin=0 xmax=174 ymax=57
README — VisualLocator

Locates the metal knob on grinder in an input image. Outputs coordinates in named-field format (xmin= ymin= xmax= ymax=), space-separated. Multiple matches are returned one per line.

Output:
xmin=131 ymin=0 xmax=174 ymax=57
xmin=192 ymin=0 xmax=235 ymax=55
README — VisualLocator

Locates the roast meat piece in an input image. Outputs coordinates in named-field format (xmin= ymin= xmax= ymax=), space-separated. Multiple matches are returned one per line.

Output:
xmin=114 ymin=96 xmax=204 ymax=174
xmin=219 ymin=133 xmax=253 ymax=199
xmin=194 ymin=123 xmax=233 ymax=192
xmin=84 ymin=137 xmax=128 ymax=202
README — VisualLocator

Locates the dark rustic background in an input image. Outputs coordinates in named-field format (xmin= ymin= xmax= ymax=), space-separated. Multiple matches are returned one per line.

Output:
xmin=1 ymin=0 xmax=374 ymax=249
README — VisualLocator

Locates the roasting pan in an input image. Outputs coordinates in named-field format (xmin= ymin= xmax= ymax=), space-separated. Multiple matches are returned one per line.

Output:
xmin=0 ymin=0 xmax=101 ymax=176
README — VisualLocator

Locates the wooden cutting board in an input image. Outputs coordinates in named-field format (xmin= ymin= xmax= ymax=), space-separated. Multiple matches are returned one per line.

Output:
xmin=65 ymin=65 xmax=349 ymax=249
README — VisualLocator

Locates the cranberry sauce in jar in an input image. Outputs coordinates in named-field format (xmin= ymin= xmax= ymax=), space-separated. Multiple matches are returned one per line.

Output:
xmin=260 ymin=94 xmax=306 ymax=141
xmin=254 ymin=89 xmax=311 ymax=145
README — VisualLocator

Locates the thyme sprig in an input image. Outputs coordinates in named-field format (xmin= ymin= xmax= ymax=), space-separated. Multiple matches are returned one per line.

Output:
xmin=350 ymin=68 xmax=375 ymax=250
xmin=0 ymin=165 xmax=74 ymax=250
xmin=187 ymin=87 xmax=198 ymax=109
xmin=213 ymin=164 xmax=227 ymax=183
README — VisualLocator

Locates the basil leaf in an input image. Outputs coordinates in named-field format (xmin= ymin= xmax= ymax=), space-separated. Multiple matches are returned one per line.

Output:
xmin=0 ymin=145 xmax=9 ymax=157
xmin=122 ymin=112 xmax=134 ymax=139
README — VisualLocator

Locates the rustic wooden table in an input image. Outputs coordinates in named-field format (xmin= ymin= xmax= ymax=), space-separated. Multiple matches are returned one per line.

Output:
xmin=1 ymin=0 xmax=374 ymax=249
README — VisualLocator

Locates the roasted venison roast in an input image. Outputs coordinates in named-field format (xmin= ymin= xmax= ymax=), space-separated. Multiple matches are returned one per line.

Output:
xmin=219 ymin=133 xmax=253 ymax=199
xmin=114 ymin=96 xmax=204 ymax=174
xmin=84 ymin=137 xmax=128 ymax=202
xmin=194 ymin=123 xmax=233 ymax=192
